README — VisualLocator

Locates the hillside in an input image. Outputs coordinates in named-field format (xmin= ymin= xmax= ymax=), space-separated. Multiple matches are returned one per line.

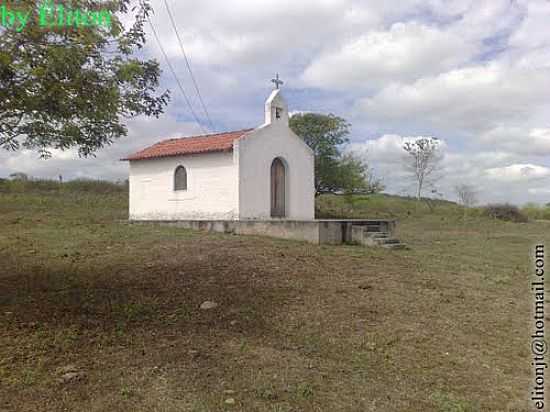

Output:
xmin=317 ymin=193 xmax=463 ymax=220
xmin=0 ymin=180 xmax=547 ymax=411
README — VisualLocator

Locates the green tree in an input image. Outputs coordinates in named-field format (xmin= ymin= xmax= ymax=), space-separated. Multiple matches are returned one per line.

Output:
xmin=290 ymin=113 xmax=383 ymax=196
xmin=0 ymin=0 xmax=169 ymax=157
xmin=402 ymin=137 xmax=443 ymax=200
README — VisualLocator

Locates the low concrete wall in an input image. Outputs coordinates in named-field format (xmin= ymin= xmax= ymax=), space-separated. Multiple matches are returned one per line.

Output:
xmin=236 ymin=220 xmax=320 ymax=243
xmin=131 ymin=219 xmax=397 ymax=245
xmin=147 ymin=219 xmax=321 ymax=243
xmin=318 ymin=221 xmax=346 ymax=245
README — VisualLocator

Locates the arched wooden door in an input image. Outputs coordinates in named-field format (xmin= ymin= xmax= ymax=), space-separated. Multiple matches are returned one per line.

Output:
xmin=270 ymin=158 xmax=286 ymax=218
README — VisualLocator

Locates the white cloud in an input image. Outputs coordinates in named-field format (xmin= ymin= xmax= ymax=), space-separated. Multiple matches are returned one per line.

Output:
xmin=508 ymin=0 xmax=550 ymax=50
xmin=528 ymin=188 xmax=550 ymax=196
xmin=485 ymin=164 xmax=550 ymax=182
xmin=359 ymin=62 xmax=550 ymax=133
xmin=150 ymin=0 xmax=366 ymax=67
xmin=480 ymin=127 xmax=550 ymax=156
xmin=448 ymin=0 xmax=523 ymax=43
xmin=302 ymin=22 xmax=476 ymax=90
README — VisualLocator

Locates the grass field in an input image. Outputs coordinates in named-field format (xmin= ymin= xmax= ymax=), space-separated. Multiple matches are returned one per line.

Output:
xmin=0 ymin=181 xmax=547 ymax=411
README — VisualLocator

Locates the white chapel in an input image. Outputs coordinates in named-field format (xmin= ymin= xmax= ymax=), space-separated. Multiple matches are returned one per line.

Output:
xmin=124 ymin=85 xmax=315 ymax=221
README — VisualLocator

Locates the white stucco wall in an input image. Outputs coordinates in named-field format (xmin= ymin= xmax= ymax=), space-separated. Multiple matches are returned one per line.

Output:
xmin=128 ymin=89 xmax=315 ymax=221
xmin=237 ymin=91 xmax=315 ymax=220
xmin=129 ymin=151 xmax=239 ymax=220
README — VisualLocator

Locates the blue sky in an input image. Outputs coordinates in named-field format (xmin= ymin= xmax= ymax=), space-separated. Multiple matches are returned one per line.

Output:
xmin=1 ymin=0 xmax=549 ymax=204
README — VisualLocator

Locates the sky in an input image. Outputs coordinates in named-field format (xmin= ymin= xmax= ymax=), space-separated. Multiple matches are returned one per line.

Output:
xmin=1 ymin=0 xmax=549 ymax=205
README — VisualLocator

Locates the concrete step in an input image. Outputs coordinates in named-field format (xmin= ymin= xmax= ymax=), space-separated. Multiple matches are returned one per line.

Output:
xmin=366 ymin=232 xmax=389 ymax=239
xmin=365 ymin=225 xmax=384 ymax=232
xmin=350 ymin=224 xmax=404 ymax=249
xmin=381 ymin=242 xmax=407 ymax=250
xmin=379 ymin=238 xmax=401 ymax=245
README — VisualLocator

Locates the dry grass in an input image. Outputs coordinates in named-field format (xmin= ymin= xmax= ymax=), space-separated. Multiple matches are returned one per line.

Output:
xmin=0 ymin=185 xmax=546 ymax=411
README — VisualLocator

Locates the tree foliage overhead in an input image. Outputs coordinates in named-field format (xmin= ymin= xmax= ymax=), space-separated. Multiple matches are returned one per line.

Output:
xmin=0 ymin=0 xmax=169 ymax=157
xmin=290 ymin=113 xmax=383 ymax=196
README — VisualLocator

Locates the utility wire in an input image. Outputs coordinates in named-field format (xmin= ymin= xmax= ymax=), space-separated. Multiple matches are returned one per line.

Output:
xmin=162 ymin=0 xmax=216 ymax=132
xmin=145 ymin=10 xmax=208 ymax=135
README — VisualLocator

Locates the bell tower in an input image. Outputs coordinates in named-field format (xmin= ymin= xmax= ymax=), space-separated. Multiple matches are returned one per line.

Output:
xmin=264 ymin=74 xmax=289 ymax=126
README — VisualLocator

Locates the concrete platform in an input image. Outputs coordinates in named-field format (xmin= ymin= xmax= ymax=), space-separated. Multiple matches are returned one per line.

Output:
xmin=129 ymin=219 xmax=397 ymax=245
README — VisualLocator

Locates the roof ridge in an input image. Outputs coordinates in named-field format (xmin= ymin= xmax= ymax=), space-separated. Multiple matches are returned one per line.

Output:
xmin=160 ymin=128 xmax=254 ymax=144
xmin=122 ymin=128 xmax=255 ymax=161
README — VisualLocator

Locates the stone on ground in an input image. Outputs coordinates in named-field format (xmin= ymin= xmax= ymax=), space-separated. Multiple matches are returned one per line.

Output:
xmin=200 ymin=301 xmax=218 ymax=310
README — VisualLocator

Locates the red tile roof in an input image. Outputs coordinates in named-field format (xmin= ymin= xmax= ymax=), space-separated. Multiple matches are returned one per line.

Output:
xmin=122 ymin=129 xmax=254 ymax=161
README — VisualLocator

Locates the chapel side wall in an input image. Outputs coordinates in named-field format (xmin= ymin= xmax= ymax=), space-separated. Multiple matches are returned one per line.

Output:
xmin=237 ymin=124 xmax=315 ymax=220
xmin=128 ymin=151 xmax=239 ymax=220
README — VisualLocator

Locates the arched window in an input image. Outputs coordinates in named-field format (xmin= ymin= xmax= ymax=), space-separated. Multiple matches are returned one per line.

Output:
xmin=174 ymin=166 xmax=187 ymax=191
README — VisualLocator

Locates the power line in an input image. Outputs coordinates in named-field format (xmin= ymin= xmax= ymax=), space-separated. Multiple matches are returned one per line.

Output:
xmin=162 ymin=0 xmax=215 ymax=131
xmin=144 ymin=9 xmax=208 ymax=135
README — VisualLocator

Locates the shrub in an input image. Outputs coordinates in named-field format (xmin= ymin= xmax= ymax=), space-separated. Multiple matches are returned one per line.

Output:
xmin=9 ymin=172 xmax=29 ymax=181
xmin=63 ymin=179 xmax=126 ymax=194
xmin=522 ymin=203 xmax=550 ymax=221
xmin=484 ymin=204 xmax=528 ymax=223
xmin=0 ymin=178 xmax=127 ymax=194
xmin=0 ymin=178 xmax=58 ymax=192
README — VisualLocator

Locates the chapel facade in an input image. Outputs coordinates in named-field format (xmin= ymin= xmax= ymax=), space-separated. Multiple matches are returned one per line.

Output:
xmin=124 ymin=88 xmax=315 ymax=221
